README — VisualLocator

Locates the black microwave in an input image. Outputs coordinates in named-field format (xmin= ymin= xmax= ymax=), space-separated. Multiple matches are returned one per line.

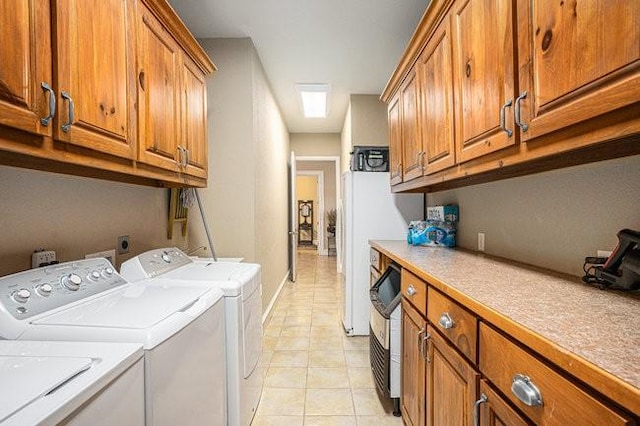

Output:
xmin=350 ymin=146 xmax=389 ymax=172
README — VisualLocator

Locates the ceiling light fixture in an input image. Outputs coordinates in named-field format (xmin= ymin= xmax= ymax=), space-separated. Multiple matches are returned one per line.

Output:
xmin=296 ymin=83 xmax=330 ymax=118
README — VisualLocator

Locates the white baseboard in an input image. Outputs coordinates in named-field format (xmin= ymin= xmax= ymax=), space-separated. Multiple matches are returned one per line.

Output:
xmin=262 ymin=270 xmax=290 ymax=325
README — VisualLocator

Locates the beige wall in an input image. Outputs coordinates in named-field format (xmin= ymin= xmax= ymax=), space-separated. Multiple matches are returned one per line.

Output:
xmin=350 ymin=94 xmax=388 ymax=147
xmin=0 ymin=166 xmax=186 ymax=276
xmin=190 ymin=38 xmax=256 ymax=261
xmin=341 ymin=103 xmax=352 ymax=173
xmin=297 ymin=161 xmax=337 ymax=215
xmin=290 ymin=133 xmax=341 ymax=157
xmin=296 ymin=176 xmax=318 ymax=202
xmin=340 ymin=94 xmax=388 ymax=173
xmin=428 ymin=155 xmax=640 ymax=277
xmin=252 ymin=47 xmax=291 ymax=313
xmin=192 ymin=38 xmax=290 ymax=314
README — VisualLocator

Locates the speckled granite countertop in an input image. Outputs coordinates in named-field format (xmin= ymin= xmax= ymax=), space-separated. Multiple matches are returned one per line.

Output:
xmin=370 ymin=240 xmax=640 ymax=416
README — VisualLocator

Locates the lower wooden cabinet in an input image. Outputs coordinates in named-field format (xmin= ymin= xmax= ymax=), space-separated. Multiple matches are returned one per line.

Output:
xmin=401 ymin=300 xmax=426 ymax=426
xmin=426 ymin=325 xmax=479 ymax=426
xmin=476 ymin=380 xmax=531 ymax=426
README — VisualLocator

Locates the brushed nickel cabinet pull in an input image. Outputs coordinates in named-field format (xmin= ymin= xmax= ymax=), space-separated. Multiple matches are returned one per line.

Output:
xmin=511 ymin=374 xmax=543 ymax=407
xmin=473 ymin=393 xmax=488 ymax=426
xmin=500 ymin=99 xmax=513 ymax=137
xmin=40 ymin=82 xmax=55 ymax=126
xmin=61 ymin=91 xmax=74 ymax=132
xmin=515 ymin=91 xmax=529 ymax=132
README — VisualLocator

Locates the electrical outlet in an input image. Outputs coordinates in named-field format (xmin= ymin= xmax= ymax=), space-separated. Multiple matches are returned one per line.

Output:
xmin=85 ymin=249 xmax=117 ymax=266
xmin=117 ymin=235 xmax=130 ymax=254
xmin=478 ymin=232 xmax=486 ymax=252
xmin=32 ymin=250 xmax=56 ymax=268
xmin=597 ymin=250 xmax=612 ymax=258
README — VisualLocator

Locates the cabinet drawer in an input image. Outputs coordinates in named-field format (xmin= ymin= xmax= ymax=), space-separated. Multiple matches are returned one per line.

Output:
xmin=370 ymin=248 xmax=381 ymax=271
xmin=479 ymin=323 xmax=634 ymax=426
xmin=401 ymin=269 xmax=427 ymax=316
xmin=427 ymin=287 xmax=477 ymax=363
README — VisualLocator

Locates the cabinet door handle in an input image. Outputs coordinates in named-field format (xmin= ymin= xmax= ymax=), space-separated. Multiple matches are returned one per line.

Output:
xmin=511 ymin=374 xmax=543 ymax=406
xmin=406 ymin=284 xmax=417 ymax=296
xmin=422 ymin=332 xmax=431 ymax=362
xmin=499 ymin=99 xmax=513 ymax=137
xmin=473 ymin=393 xmax=488 ymax=426
xmin=40 ymin=82 xmax=56 ymax=126
xmin=515 ymin=91 xmax=529 ymax=132
xmin=138 ymin=71 xmax=146 ymax=91
xmin=417 ymin=328 xmax=425 ymax=358
xmin=438 ymin=312 xmax=454 ymax=329
xmin=184 ymin=147 xmax=190 ymax=166
xmin=419 ymin=151 xmax=426 ymax=171
xmin=176 ymin=146 xmax=185 ymax=168
xmin=61 ymin=91 xmax=74 ymax=132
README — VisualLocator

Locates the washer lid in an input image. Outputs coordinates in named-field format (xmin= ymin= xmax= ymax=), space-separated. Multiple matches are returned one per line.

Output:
xmin=0 ymin=355 xmax=92 ymax=422
xmin=33 ymin=283 xmax=210 ymax=329
xmin=163 ymin=262 xmax=261 ymax=298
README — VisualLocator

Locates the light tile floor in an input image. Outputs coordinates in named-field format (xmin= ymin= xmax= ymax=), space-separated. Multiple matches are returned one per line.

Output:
xmin=253 ymin=251 xmax=402 ymax=426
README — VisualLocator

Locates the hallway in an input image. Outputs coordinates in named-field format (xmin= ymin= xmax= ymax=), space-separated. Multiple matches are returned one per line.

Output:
xmin=253 ymin=251 xmax=402 ymax=426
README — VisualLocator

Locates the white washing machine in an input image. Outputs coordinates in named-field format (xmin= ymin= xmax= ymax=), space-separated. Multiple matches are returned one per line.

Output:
xmin=0 ymin=340 xmax=144 ymax=426
xmin=0 ymin=258 xmax=227 ymax=426
xmin=121 ymin=248 xmax=263 ymax=426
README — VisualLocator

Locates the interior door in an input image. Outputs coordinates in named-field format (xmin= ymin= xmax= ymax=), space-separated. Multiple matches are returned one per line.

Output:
xmin=288 ymin=151 xmax=297 ymax=282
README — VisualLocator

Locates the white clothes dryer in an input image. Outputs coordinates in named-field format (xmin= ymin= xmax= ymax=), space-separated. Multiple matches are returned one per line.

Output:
xmin=121 ymin=248 xmax=264 ymax=426
xmin=0 ymin=340 xmax=144 ymax=426
xmin=0 ymin=258 xmax=227 ymax=426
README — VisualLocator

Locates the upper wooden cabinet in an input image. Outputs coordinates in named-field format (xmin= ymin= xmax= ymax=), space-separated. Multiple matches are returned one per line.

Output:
xmin=54 ymin=0 xmax=137 ymax=159
xmin=516 ymin=0 xmax=640 ymax=140
xmin=387 ymin=93 xmax=403 ymax=185
xmin=419 ymin=15 xmax=456 ymax=175
xmin=137 ymin=1 xmax=182 ymax=172
xmin=381 ymin=0 xmax=640 ymax=192
xmin=452 ymin=0 xmax=517 ymax=163
xmin=0 ymin=1 xmax=52 ymax=138
xmin=181 ymin=56 xmax=208 ymax=179
xmin=401 ymin=69 xmax=423 ymax=181
xmin=0 ymin=0 xmax=215 ymax=187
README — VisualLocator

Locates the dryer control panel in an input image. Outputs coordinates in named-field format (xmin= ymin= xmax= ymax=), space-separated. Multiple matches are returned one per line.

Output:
xmin=0 ymin=258 xmax=128 ymax=319
xmin=120 ymin=247 xmax=192 ymax=280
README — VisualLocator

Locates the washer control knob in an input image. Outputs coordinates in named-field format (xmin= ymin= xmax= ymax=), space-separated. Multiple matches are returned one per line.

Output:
xmin=161 ymin=253 xmax=171 ymax=263
xmin=88 ymin=271 xmax=101 ymax=281
xmin=61 ymin=273 xmax=82 ymax=290
xmin=16 ymin=307 xmax=27 ymax=315
xmin=102 ymin=267 xmax=114 ymax=278
xmin=13 ymin=288 xmax=31 ymax=303
xmin=36 ymin=283 xmax=53 ymax=297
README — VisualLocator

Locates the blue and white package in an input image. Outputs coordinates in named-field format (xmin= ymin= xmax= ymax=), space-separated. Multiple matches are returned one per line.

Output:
xmin=409 ymin=220 xmax=456 ymax=247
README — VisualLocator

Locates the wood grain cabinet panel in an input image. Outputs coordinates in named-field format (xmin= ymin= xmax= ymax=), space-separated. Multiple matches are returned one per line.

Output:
xmin=427 ymin=287 xmax=478 ymax=364
xmin=401 ymin=268 xmax=427 ymax=316
xmin=54 ymin=0 xmax=136 ymax=159
xmin=427 ymin=325 xmax=480 ymax=426
xmin=388 ymin=93 xmax=403 ymax=184
xmin=516 ymin=0 xmax=640 ymax=140
xmin=0 ymin=0 xmax=52 ymax=137
xmin=452 ymin=0 xmax=517 ymax=163
xmin=136 ymin=1 xmax=181 ymax=172
xmin=401 ymin=300 xmax=427 ymax=426
xmin=477 ymin=380 xmax=532 ymax=426
xmin=479 ymin=323 xmax=635 ymax=426
xmin=181 ymin=56 xmax=208 ymax=179
xmin=418 ymin=14 xmax=456 ymax=175
xmin=401 ymin=69 xmax=423 ymax=181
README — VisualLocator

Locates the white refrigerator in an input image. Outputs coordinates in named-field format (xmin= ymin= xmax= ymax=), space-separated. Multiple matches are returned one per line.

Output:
xmin=339 ymin=171 xmax=423 ymax=336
